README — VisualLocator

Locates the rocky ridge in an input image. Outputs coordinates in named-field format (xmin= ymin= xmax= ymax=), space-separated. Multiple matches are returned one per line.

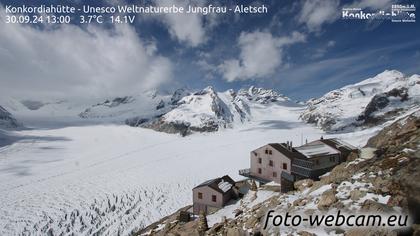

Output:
xmin=0 ymin=105 xmax=21 ymax=129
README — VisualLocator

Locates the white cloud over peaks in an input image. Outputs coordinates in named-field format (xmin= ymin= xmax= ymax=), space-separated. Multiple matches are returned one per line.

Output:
xmin=298 ymin=0 xmax=340 ymax=32
xmin=154 ymin=0 xmax=207 ymax=47
xmin=219 ymin=31 xmax=306 ymax=82
xmin=0 ymin=9 xmax=172 ymax=100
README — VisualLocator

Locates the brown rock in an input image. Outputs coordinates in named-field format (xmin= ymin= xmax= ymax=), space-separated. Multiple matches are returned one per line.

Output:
xmin=361 ymin=199 xmax=393 ymax=213
xmin=234 ymin=209 xmax=243 ymax=217
xmin=345 ymin=228 xmax=397 ymax=236
xmin=294 ymin=179 xmax=314 ymax=192
xmin=197 ymin=211 xmax=208 ymax=232
xmin=293 ymin=198 xmax=307 ymax=206
xmin=347 ymin=152 xmax=359 ymax=162
xmin=350 ymin=189 xmax=366 ymax=201
xmin=245 ymin=215 xmax=259 ymax=229
xmin=412 ymin=224 xmax=420 ymax=236
xmin=250 ymin=180 xmax=258 ymax=191
xmin=298 ymin=231 xmax=315 ymax=236
xmin=226 ymin=227 xmax=244 ymax=236
xmin=318 ymin=189 xmax=337 ymax=209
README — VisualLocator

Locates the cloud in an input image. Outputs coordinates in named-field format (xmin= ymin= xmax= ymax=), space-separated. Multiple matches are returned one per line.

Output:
xmin=154 ymin=0 xmax=208 ymax=47
xmin=297 ymin=0 xmax=340 ymax=32
xmin=344 ymin=0 xmax=395 ymax=10
xmin=219 ymin=31 xmax=305 ymax=82
xmin=273 ymin=40 xmax=420 ymax=99
xmin=0 ymin=8 xmax=173 ymax=100
xmin=312 ymin=40 xmax=336 ymax=58
xmin=297 ymin=0 xmax=397 ymax=32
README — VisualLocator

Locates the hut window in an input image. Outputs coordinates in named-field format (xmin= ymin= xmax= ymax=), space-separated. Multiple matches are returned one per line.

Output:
xmin=265 ymin=149 xmax=268 ymax=154
xmin=258 ymin=168 xmax=262 ymax=174
xmin=269 ymin=160 xmax=274 ymax=167
xmin=268 ymin=150 xmax=272 ymax=155
xmin=315 ymin=160 xmax=320 ymax=165
xmin=198 ymin=192 xmax=203 ymax=199
xmin=212 ymin=195 xmax=217 ymax=202
xmin=258 ymin=158 xmax=262 ymax=164
xmin=283 ymin=163 xmax=287 ymax=170
xmin=273 ymin=172 xmax=277 ymax=177
xmin=330 ymin=156 xmax=335 ymax=162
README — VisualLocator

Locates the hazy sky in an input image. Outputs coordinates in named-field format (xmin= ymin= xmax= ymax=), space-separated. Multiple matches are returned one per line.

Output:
xmin=0 ymin=0 xmax=419 ymax=101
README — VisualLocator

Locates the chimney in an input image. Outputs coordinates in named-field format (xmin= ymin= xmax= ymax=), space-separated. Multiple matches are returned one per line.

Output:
xmin=290 ymin=141 xmax=293 ymax=149
xmin=305 ymin=139 xmax=308 ymax=144
xmin=286 ymin=141 xmax=289 ymax=148
xmin=320 ymin=136 xmax=324 ymax=140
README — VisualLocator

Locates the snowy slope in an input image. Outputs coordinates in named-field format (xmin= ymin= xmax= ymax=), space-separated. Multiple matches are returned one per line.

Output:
xmin=1 ymin=98 xmax=99 ymax=129
xmin=79 ymin=91 xmax=176 ymax=122
xmin=1 ymin=89 xmax=187 ymax=129
xmin=300 ymin=70 xmax=420 ymax=131
xmin=0 ymin=105 xmax=21 ymax=129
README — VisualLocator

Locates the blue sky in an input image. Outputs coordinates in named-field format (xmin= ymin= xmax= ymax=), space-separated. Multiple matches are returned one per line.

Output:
xmin=0 ymin=0 xmax=419 ymax=100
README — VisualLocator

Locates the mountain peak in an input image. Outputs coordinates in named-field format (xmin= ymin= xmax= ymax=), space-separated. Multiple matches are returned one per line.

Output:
xmin=237 ymin=86 xmax=289 ymax=104
xmin=377 ymin=69 xmax=404 ymax=78
xmin=301 ymin=70 xmax=420 ymax=131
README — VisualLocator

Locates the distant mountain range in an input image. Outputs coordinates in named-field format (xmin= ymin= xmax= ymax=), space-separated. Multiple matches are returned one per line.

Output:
xmin=77 ymin=86 xmax=291 ymax=136
xmin=1 ymin=70 xmax=419 ymax=134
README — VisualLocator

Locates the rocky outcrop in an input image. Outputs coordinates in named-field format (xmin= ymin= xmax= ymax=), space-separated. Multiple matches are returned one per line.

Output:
xmin=0 ymin=106 xmax=21 ymax=129
xmin=237 ymin=86 xmax=288 ymax=104
xmin=140 ymin=118 xmax=218 ymax=137
xmin=366 ymin=111 xmax=419 ymax=149
xmin=366 ymin=111 xmax=420 ymax=225
xmin=317 ymin=189 xmax=337 ymax=209
xmin=294 ymin=179 xmax=314 ymax=192
xmin=357 ymin=87 xmax=409 ymax=126
xmin=170 ymin=88 xmax=191 ymax=106
xmin=198 ymin=211 xmax=209 ymax=232
xmin=156 ymin=100 xmax=165 ymax=110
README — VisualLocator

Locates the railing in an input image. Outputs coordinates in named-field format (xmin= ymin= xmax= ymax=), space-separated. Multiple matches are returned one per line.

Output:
xmin=291 ymin=165 xmax=311 ymax=178
xmin=292 ymin=165 xmax=335 ymax=179
xmin=292 ymin=158 xmax=313 ymax=168
xmin=281 ymin=171 xmax=295 ymax=182
xmin=238 ymin=168 xmax=271 ymax=184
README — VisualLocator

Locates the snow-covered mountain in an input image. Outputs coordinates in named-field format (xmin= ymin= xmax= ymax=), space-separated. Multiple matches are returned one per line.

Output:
xmin=300 ymin=70 xmax=420 ymax=131
xmin=79 ymin=91 xmax=175 ymax=121
xmin=1 ymin=86 xmax=289 ymax=134
xmin=139 ymin=86 xmax=291 ymax=136
xmin=77 ymin=86 xmax=291 ymax=136
xmin=0 ymin=105 xmax=21 ymax=129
